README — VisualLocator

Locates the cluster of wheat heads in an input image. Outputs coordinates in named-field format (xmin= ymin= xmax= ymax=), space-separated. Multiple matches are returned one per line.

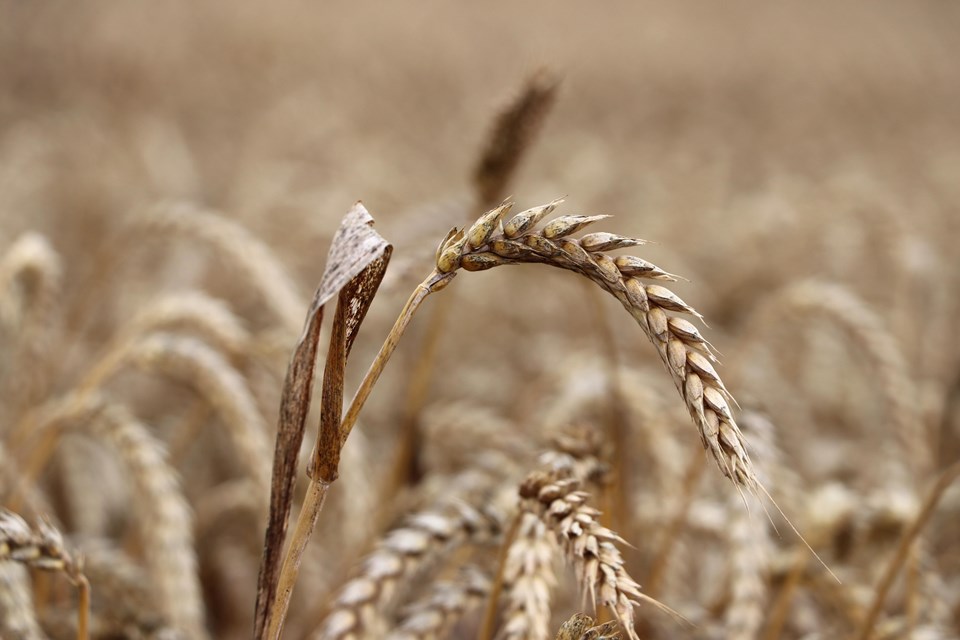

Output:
xmin=2 ymin=187 xmax=960 ymax=638
xmin=2 ymin=58 xmax=960 ymax=640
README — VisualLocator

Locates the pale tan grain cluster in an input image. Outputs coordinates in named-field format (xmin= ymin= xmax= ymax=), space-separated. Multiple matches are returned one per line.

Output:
xmin=313 ymin=476 xmax=508 ymax=640
xmin=518 ymin=469 xmax=644 ymax=640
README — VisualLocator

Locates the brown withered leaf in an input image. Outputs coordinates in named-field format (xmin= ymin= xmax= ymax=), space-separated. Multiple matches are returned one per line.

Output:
xmin=254 ymin=202 xmax=391 ymax=639
xmin=311 ymin=221 xmax=391 ymax=483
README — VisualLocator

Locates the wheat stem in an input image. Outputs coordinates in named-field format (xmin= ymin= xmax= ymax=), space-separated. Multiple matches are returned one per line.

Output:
xmin=478 ymin=511 xmax=522 ymax=640
xmin=268 ymin=271 xmax=453 ymax=640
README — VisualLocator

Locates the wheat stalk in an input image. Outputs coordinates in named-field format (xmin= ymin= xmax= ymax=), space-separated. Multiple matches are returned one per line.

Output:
xmin=435 ymin=199 xmax=757 ymax=488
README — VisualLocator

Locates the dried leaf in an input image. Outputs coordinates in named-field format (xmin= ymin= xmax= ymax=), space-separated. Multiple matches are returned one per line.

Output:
xmin=254 ymin=202 xmax=391 ymax=639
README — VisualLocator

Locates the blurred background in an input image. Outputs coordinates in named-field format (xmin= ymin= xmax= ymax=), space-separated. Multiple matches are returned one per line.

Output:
xmin=1 ymin=2 xmax=959 ymax=639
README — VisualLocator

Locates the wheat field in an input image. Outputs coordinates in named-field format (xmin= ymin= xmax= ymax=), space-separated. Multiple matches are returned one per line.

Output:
xmin=1 ymin=2 xmax=959 ymax=639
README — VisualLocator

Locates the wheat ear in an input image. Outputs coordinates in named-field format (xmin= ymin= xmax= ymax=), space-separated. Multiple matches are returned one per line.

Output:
xmin=555 ymin=613 xmax=622 ymax=640
xmin=435 ymin=199 xmax=756 ymax=488
xmin=312 ymin=478 xmax=508 ymax=640
xmin=519 ymin=469 xmax=650 ymax=640
xmin=473 ymin=68 xmax=560 ymax=209
xmin=0 ymin=563 xmax=48 ymax=640
xmin=385 ymin=566 xmax=490 ymax=640
xmin=724 ymin=412 xmax=776 ymax=640
xmin=494 ymin=512 xmax=557 ymax=640
xmin=724 ymin=482 xmax=773 ymax=640
xmin=133 ymin=202 xmax=305 ymax=329
xmin=34 ymin=394 xmax=206 ymax=638
xmin=0 ymin=509 xmax=89 ymax=640
xmin=0 ymin=232 xmax=62 ymax=413
xmin=749 ymin=280 xmax=924 ymax=480
xmin=77 ymin=332 xmax=272 ymax=501
xmin=124 ymin=290 xmax=252 ymax=359
xmin=75 ymin=539 xmax=178 ymax=638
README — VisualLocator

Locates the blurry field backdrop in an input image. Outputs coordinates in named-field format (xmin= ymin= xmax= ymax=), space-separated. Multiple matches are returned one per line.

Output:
xmin=1 ymin=2 xmax=959 ymax=639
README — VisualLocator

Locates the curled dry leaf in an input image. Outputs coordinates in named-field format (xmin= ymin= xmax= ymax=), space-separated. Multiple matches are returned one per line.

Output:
xmin=254 ymin=202 xmax=391 ymax=639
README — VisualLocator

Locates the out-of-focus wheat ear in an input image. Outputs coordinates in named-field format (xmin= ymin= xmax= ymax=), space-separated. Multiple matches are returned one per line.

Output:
xmin=724 ymin=411 xmax=777 ymax=640
xmin=472 ymin=69 xmax=560 ymax=208
xmin=857 ymin=461 xmax=960 ymax=640
xmin=36 ymin=394 xmax=206 ymax=639
xmin=555 ymin=613 xmax=621 ymax=640
xmin=519 ymin=470 xmax=650 ymax=640
xmin=133 ymin=202 xmax=305 ymax=329
xmin=494 ymin=512 xmax=557 ymax=640
xmin=78 ymin=332 xmax=272 ymax=503
xmin=57 ymin=435 xmax=118 ymax=536
xmin=85 ymin=399 xmax=206 ymax=638
xmin=0 ymin=509 xmax=90 ymax=640
xmin=420 ymin=402 xmax=531 ymax=476
xmin=0 ymin=232 xmax=63 ymax=415
xmin=123 ymin=290 xmax=252 ymax=360
xmin=310 ymin=474 xmax=511 ymax=640
xmin=204 ymin=538 xmax=260 ymax=639
xmin=0 ymin=440 xmax=56 ymax=524
xmin=0 ymin=563 xmax=47 ymax=640
xmin=750 ymin=280 xmax=926 ymax=482
xmin=385 ymin=566 xmax=490 ymax=640
xmin=75 ymin=539 xmax=179 ymax=638
xmin=438 ymin=199 xmax=759 ymax=490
